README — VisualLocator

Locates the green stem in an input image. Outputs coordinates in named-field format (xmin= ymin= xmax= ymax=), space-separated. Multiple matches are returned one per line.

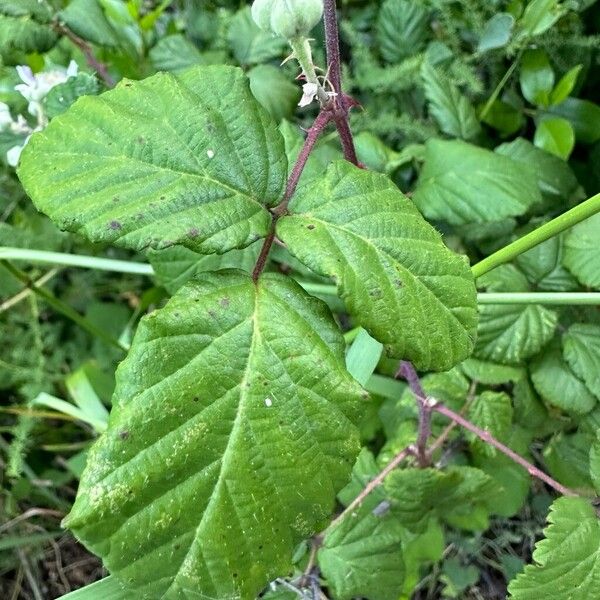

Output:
xmin=478 ymin=292 xmax=600 ymax=305
xmin=288 ymin=36 xmax=329 ymax=104
xmin=479 ymin=47 xmax=524 ymax=121
xmin=0 ymin=260 xmax=127 ymax=353
xmin=0 ymin=247 xmax=153 ymax=275
xmin=472 ymin=192 xmax=600 ymax=279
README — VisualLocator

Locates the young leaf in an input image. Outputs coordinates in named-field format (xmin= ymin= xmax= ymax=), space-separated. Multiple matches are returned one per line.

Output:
xmin=563 ymin=324 xmax=600 ymax=399
xmin=517 ymin=0 xmax=564 ymax=39
xmin=534 ymin=117 xmax=575 ymax=160
xmin=519 ymin=49 xmax=554 ymax=107
xmin=319 ymin=503 xmax=405 ymax=600
xmin=547 ymin=97 xmax=600 ymax=144
xmin=477 ymin=13 xmax=515 ymax=52
xmin=550 ymin=65 xmax=583 ymax=106
xmin=508 ymin=497 xmax=600 ymax=599
xmin=563 ymin=212 xmax=600 ymax=288
xmin=376 ymin=0 xmax=429 ymax=63
xmin=345 ymin=328 xmax=383 ymax=387
xmin=421 ymin=61 xmax=481 ymax=140
xmin=413 ymin=140 xmax=541 ymax=225
xmin=64 ymin=270 xmax=365 ymax=598
xmin=276 ymin=161 xmax=478 ymax=371
xmin=466 ymin=391 xmax=513 ymax=457
xmin=18 ymin=66 xmax=286 ymax=255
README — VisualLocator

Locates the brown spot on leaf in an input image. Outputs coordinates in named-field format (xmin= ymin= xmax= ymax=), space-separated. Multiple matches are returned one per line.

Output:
xmin=188 ymin=227 xmax=199 ymax=238
xmin=307 ymin=224 xmax=315 ymax=230
xmin=220 ymin=297 xmax=230 ymax=308
xmin=109 ymin=220 xmax=122 ymax=230
xmin=119 ymin=431 xmax=129 ymax=440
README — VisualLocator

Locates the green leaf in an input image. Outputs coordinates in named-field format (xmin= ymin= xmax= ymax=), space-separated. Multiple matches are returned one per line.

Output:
xmin=531 ymin=340 xmax=596 ymax=415
xmin=563 ymin=324 xmax=600 ymax=399
xmin=413 ymin=139 xmax=541 ymax=225
xmin=421 ymin=61 xmax=481 ymax=140
xmin=475 ymin=266 xmax=558 ymax=365
xmin=18 ymin=66 xmax=286 ymax=255
xmin=478 ymin=13 xmax=515 ymax=52
xmin=495 ymin=137 xmax=579 ymax=199
xmin=520 ymin=49 xmax=554 ymax=106
xmin=377 ymin=0 xmax=429 ymax=63
xmin=517 ymin=0 xmax=564 ymax=38
xmin=534 ymin=117 xmax=575 ymax=159
xmin=319 ymin=503 xmax=405 ymax=600
xmin=149 ymin=242 xmax=262 ymax=294
xmin=0 ymin=1 xmax=56 ymax=58
xmin=64 ymin=270 xmax=364 ymax=598
xmin=480 ymin=100 xmax=525 ymax=137
xmin=461 ymin=358 xmax=525 ymax=385
xmin=544 ymin=432 xmax=593 ymax=489
xmin=43 ymin=73 xmax=100 ymax=119
xmin=58 ymin=0 xmax=119 ymax=47
xmin=589 ymin=434 xmax=600 ymax=495
xmin=149 ymin=35 xmax=205 ymax=72
xmin=466 ymin=391 xmax=513 ymax=457
xmin=276 ymin=161 xmax=478 ymax=371
xmin=547 ymin=97 xmax=600 ymax=144
xmin=345 ymin=328 xmax=383 ymax=387
xmin=248 ymin=65 xmax=299 ymax=122
xmin=563 ymin=212 xmax=600 ymax=289
xmin=509 ymin=497 xmax=600 ymax=598
xmin=57 ymin=576 xmax=132 ymax=600
xmin=550 ymin=65 xmax=583 ymax=106
xmin=228 ymin=7 xmax=285 ymax=66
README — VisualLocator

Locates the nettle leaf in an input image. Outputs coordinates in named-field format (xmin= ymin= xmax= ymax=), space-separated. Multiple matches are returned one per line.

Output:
xmin=531 ymin=340 xmax=596 ymax=415
xmin=544 ymin=432 xmax=593 ymax=490
xmin=377 ymin=0 xmax=429 ymax=63
xmin=149 ymin=35 xmax=205 ymax=73
xmin=43 ymin=73 xmax=100 ymax=119
xmin=413 ymin=140 xmax=541 ymax=226
xmin=563 ymin=324 xmax=600 ymax=399
xmin=475 ymin=265 xmax=558 ymax=365
xmin=319 ymin=504 xmax=405 ymax=600
xmin=149 ymin=242 xmax=262 ymax=294
xmin=64 ymin=270 xmax=365 ymax=598
xmin=18 ymin=66 xmax=286 ymax=255
xmin=421 ymin=61 xmax=481 ymax=140
xmin=563 ymin=212 xmax=600 ymax=289
xmin=508 ymin=497 xmax=600 ymax=599
xmin=0 ymin=0 xmax=57 ymax=57
xmin=276 ymin=161 xmax=478 ymax=371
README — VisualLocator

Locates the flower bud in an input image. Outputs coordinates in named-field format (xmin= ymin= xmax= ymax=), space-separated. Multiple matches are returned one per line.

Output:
xmin=251 ymin=0 xmax=323 ymax=40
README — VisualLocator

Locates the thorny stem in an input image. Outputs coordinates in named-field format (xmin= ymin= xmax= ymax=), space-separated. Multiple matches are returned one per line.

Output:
xmin=432 ymin=402 xmax=577 ymax=497
xmin=288 ymin=37 xmax=330 ymax=105
xmin=322 ymin=0 xmax=360 ymax=165
xmin=53 ymin=22 xmax=115 ymax=88
xmin=252 ymin=111 xmax=333 ymax=281
xmin=397 ymin=361 xmax=432 ymax=466
xmin=326 ymin=446 xmax=415 ymax=532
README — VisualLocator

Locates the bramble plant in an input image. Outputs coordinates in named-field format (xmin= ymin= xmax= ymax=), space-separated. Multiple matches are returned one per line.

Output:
xmin=1 ymin=0 xmax=600 ymax=598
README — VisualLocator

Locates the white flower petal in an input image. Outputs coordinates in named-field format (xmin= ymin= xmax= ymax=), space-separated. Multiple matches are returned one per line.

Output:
xmin=298 ymin=82 xmax=318 ymax=107
xmin=66 ymin=60 xmax=79 ymax=78
xmin=16 ymin=65 xmax=35 ymax=86
xmin=7 ymin=143 xmax=24 ymax=167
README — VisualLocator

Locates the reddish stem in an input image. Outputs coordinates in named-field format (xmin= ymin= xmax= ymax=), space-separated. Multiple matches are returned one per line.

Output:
xmin=397 ymin=361 xmax=432 ymax=466
xmin=432 ymin=402 xmax=577 ymax=497
xmin=252 ymin=111 xmax=332 ymax=281
xmin=54 ymin=23 xmax=115 ymax=88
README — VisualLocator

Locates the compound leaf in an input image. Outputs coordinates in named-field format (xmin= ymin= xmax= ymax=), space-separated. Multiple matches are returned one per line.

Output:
xmin=508 ymin=497 xmax=600 ymax=599
xmin=413 ymin=140 xmax=541 ymax=225
xmin=276 ymin=161 xmax=478 ymax=371
xmin=18 ymin=65 xmax=286 ymax=255
xmin=64 ymin=270 xmax=364 ymax=599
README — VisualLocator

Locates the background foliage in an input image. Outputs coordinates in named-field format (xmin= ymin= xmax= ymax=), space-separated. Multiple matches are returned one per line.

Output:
xmin=1 ymin=0 xmax=599 ymax=598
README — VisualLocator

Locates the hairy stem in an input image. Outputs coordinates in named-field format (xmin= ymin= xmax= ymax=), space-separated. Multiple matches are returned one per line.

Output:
xmin=288 ymin=37 xmax=329 ymax=105
xmin=0 ymin=260 xmax=126 ymax=352
xmin=252 ymin=111 xmax=333 ymax=281
xmin=397 ymin=361 xmax=432 ymax=466
xmin=472 ymin=192 xmax=600 ymax=279
xmin=53 ymin=22 xmax=115 ymax=88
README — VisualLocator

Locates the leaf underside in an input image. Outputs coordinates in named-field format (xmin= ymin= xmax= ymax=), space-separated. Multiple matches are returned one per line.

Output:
xmin=65 ymin=270 xmax=365 ymax=599
xmin=276 ymin=161 xmax=478 ymax=371
xmin=18 ymin=65 xmax=286 ymax=255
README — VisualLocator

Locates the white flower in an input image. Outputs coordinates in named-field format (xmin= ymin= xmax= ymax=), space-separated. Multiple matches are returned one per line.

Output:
xmin=299 ymin=82 xmax=319 ymax=107
xmin=15 ymin=60 xmax=78 ymax=117
xmin=7 ymin=141 xmax=28 ymax=167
